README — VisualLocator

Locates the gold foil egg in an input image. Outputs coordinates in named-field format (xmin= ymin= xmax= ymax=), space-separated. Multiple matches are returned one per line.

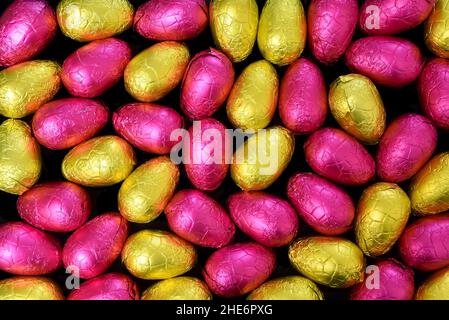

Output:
xmin=288 ymin=236 xmax=365 ymax=288
xmin=124 ymin=41 xmax=190 ymax=102
xmin=247 ymin=276 xmax=324 ymax=300
xmin=257 ymin=0 xmax=307 ymax=66
xmin=329 ymin=74 xmax=386 ymax=144
xmin=0 ymin=277 xmax=64 ymax=300
xmin=118 ymin=156 xmax=180 ymax=223
xmin=210 ymin=0 xmax=259 ymax=62
xmin=57 ymin=0 xmax=134 ymax=42
xmin=355 ymin=182 xmax=411 ymax=257
xmin=0 ymin=119 xmax=41 ymax=195
xmin=0 ymin=60 xmax=61 ymax=118
xmin=425 ymin=0 xmax=449 ymax=58
xmin=231 ymin=126 xmax=295 ymax=191
xmin=416 ymin=266 xmax=449 ymax=300
xmin=141 ymin=277 xmax=212 ymax=300
xmin=122 ymin=229 xmax=196 ymax=280
xmin=227 ymin=60 xmax=278 ymax=130
xmin=62 ymin=135 xmax=135 ymax=187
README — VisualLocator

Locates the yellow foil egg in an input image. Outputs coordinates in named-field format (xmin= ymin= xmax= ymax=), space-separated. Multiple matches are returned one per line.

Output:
xmin=227 ymin=60 xmax=278 ymax=130
xmin=0 ymin=277 xmax=63 ymax=300
xmin=425 ymin=0 xmax=449 ymax=58
xmin=0 ymin=60 xmax=61 ymax=118
xmin=141 ymin=277 xmax=212 ymax=300
xmin=329 ymin=74 xmax=386 ymax=144
xmin=355 ymin=182 xmax=411 ymax=257
xmin=62 ymin=135 xmax=135 ymax=187
xmin=288 ymin=236 xmax=365 ymax=288
xmin=57 ymin=0 xmax=134 ymax=42
xmin=257 ymin=0 xmax=307 ymax=66
xmin=122 ymin=229 xmax=196 ymax=280
xmin=118 ymin=156 xmax=179 ymax=223
xmin=0 ymin=119 xmax=41 ymax=195
xmin=231 ymin=126 xmax=295 ymax=191
xmin=124 ymin=41 xmax=190 ymax=102
xmin=210 ymin=0 xmax=259 ymax=62
xmin=416 ymin=266 xmax=449 ymax=300
xmin=247 ymin=276 xmax=324 ymax=300
xmin=410 ymin=152 xmax=449 ymax=215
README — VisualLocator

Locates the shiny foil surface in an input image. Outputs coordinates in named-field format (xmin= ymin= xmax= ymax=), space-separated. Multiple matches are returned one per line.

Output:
xmin=416 ymin=266 xmax=449 ymax=300
xmin=425 ymin=0 xmax=449 ymax=58
xmin=141 ymin=276 xmax=212 ymax=300
xmin=247 ymin=276 xmax=324 ymax=300
xmin=0 ymin=277 xmax=63 ymax=300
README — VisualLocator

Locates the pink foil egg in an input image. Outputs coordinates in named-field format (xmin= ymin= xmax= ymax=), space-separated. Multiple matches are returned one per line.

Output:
xmin=203 ymin=242 xmax=276 ymax=297
xmin=61 ymin=38 xmax=132 ymax=98
xmin=227 ymin=191 xmax=298 ymax=247
xmin=134 ymin=0 xmax=208 ymax=41
xmin=350 ymin=259 xmax=415 ymax=300
xmin=279 ymin=58 xmax=327 ymax=135
xmin=399 ymin=214 xmax=449 ymax=272
xmin=63 ymin=213 xmax=129 ymax=279
xmin=183 ymin=118 xmax=230 ymax=191
xmin=345 ymin=36 xmax=424 ymax=88
xmin=304 ymin=128 xmax=376 ymax=186
xmin=308 ymin=0 xmax=358 ymax=65
xmin=181 ymin=48 xmax=235 ymax=120
xmin=32 ymin=98 xmax=109 ymax=150
xmin=376 ymin=113 xmax=437 ymax=183
xmin=287 ymin=172 xmax=355 ymax=235
xmin=113 ymin=102 xmax=184 ymax=154
xmin=17 ymin=181 xmax=91 ymax=233
xmin=165 ymin=189 xmax=235 ymax=248
xmin=0 ymin=0 xmax=57 ymax=67
xmin=68 ymin=273 xmax=139 ymax=300
xmin=0 ymin=222 xmax=61 ymax=275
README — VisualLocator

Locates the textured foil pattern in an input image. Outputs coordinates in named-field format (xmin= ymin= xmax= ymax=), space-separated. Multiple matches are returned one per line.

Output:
xmin=425 ymin=0 xmax=449 ymax=58
xmin=247 ymin=276 xmax=324 ymax=300
xmin=416 ymin=266 xmax=449 ymax=300
xmin=141 ymin=277 xmax=212 ymax=300
xmin=0 ymin=277 xmax=63 ymax=300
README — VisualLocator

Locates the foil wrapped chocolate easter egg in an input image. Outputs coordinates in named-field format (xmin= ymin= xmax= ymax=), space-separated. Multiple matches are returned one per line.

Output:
xmin=181 ymin=48 xmax=235 ymax=120
xmin=61 ymin=38 xmax=131 ymax=98
xmin=0 ymin=222 xmax=61 ymax=275
xmin=287 ymin=172 xmax=355 ymax=236
xmin=17 ymin=181 xmax=91 ymax=232
xmin=0 ymin=119 xmax=41 ymax=195
xmin=0 ymin=0 xmax=57 ymax=67
xmin=304 ymin=128 xmax=375 ymax=186
xmin=226 ymin=60 xmax=278 ymax=130
xmin=63 ymin=213 xmax=129 ymax=279
xmin=62 ymin=135 xmax=135 ymax=187
xmin=289 ymin=236 xmax=365 ymax=288
xmin=165 ymin=189 xmax=235 ymax=248
xmin=425 ymin=0 xmax=449 ymax=58
xmin=203 ymin=242 xmax=276 ymax=297
xmin=124 ymin=41 xmax=190 ymax=102
xmin=416 ymin=266 xmax=449 ymax=300
xmin=134 ymin=0 xmax=208 ymax=41
xmin=228 ymin=191 xmax=298 ymax=247
xmin=0 ymin=277 xmax=63 ymax=300
xmin=118 ymin=156 xmax=179 ymax=224
xmin=345 ymin=36 xmax=424 ymax=88
xmin=141 ymin=277 xmax=212 ymax=300
xmin=32 ymin=98 xmax=109 ymax=150
xmin=308 ymin=0 xmax=358 ymax=65
xmin=247 ymin=276 xmax=324 ymax=300
xmin=56 ymin=0 xmax=134 ymax=42
xmin=329 ymin=74 xmax=386 ymax=144
xmin=257 ymin=0 xmax=306 ymax=66
xmin=122 ymin=230 xmax=196 ymax=280
xmin=231 ymin=126 xmax=295 ymax=191
xmin=0 ymin=60 xmax=61 ymax=118
xmin=355 ymin=183 xmax=411 ymax=257
xmin=210 ymin=0 xmax=258 ymax=62
xmin=279 ymin=58 xmax=327 ymax=134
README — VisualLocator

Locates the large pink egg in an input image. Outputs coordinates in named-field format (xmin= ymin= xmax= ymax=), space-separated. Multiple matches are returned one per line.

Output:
xmin=279 ymin=58 xmax=327 ymax=135
xmin=287 ymin=172 xmax=355 ymax=235
xmin=63 ymin=213 xmax=129 ymax=279
xmin=32 ymin=98 xmax=109 ymax=150
xmin=61 ymin=38 xmax=131 ymax=98
xmin=181 ymin=48 xmax=234 ymax=120
xmin=0 ymin=0 xmax=57 ymax=67
xmin=165 ymin=189 xmax=235 ymax=248
xmin=203 ymin=242 xmax=276 ymax=297
xmin=0 ymin=222 xmax=61 ymax=275
xmin=228 ymin=191 xmax=298 ymax=247
xmin=17 ymin=181 xmax=91 ymax=232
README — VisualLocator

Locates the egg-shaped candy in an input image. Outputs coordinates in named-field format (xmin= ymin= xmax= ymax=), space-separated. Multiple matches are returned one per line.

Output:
xmin=247 ymin=276 xmax=324 ymax=300
xmin=425 ymin=0 xmax=449 ymax=58
xmin=0 ymin=277 xmax=63 ymax=300
xmin=416 ymin=266 xmax=449 ymax=300
xmin=141 ymin=277 xmax=212 ymax=300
